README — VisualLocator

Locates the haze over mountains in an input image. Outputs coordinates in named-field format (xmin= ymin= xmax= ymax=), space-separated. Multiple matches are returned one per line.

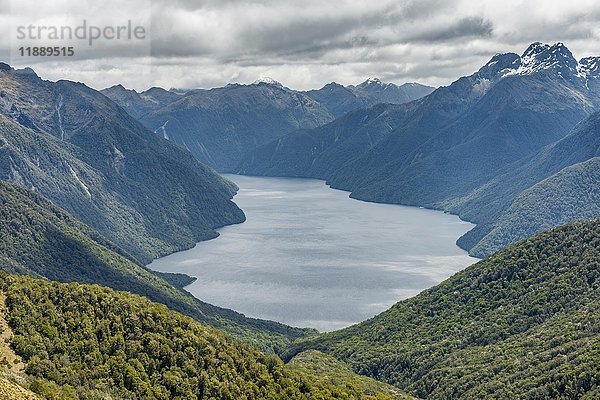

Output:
xmin=102 ymin=78 xmax=433 ymax=171
xmin=303 ymin=78 xmax=434 ymax=118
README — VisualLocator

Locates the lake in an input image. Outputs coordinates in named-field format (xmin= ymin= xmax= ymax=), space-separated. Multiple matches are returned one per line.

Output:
xmin=148 ymin=174 xmax=478 ymax=331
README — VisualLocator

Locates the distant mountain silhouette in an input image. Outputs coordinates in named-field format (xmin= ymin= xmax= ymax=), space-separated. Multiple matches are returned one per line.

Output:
xmin=103 ymin=79 xmax=433 ymax=171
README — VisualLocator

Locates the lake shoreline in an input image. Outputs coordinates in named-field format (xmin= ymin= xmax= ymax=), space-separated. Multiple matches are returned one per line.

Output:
xmin=149 ymin=174 xmax=479 ymax=331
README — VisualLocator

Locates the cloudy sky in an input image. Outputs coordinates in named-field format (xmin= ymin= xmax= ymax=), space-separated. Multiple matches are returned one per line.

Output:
xmin=1 ymin=0 xmax=599 ymax=91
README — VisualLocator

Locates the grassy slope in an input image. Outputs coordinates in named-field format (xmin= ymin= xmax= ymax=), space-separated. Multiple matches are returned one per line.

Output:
xmin=287 ymin=220 xmax=600 ymax=399
xmin=0 ymin=377 xmax=42 ymax=400
xmin=0 ymin=273 xmax=411 ymax=400
xmin=0 ymin=179 xmax=308 ymax=352
xmin=288 ymin=351 xmax=417 ymax=400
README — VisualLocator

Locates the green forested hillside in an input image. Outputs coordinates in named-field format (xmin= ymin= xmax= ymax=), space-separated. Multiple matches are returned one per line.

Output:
xmin=469 ymin=158 xmax=600 ymax=256
xmin=0 ymin=65 xmax=245 ymax=264
xmin=0 ymin=179 xmax=308 ymax=352
xmin=0 ymin=274 xmax=411 ymax=400
xmin=288 ymin=220 xmax=600 ymax=399
xmin=452 ymin=110 xmax=600 ymax=256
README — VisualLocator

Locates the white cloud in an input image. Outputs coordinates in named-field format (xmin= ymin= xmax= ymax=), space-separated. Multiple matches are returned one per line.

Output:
xmin=2 ymin=0 xmax=599 ymax=91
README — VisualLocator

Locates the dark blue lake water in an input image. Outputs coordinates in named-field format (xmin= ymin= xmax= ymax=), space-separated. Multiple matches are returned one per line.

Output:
xmin=149 ymin=175 xmax=478 ymax=331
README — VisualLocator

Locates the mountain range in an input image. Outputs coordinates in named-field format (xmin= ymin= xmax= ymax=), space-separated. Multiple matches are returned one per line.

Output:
xmin=238 ymin=42 xmax=600 ymax=257
xmin=0 ymin=63 xmax=244 ymax=264
xmin=102 ymin=78 xmax=433 ymax=171
xmin=304 ymin=78 xmax=434 ymax=118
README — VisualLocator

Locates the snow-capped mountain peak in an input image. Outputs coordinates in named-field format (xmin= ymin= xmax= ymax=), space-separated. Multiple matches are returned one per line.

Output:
xmin=365 ymin=77 xmax=382 ymax=84
xmin=521 ymin=41 xmax=550 ymax=59
xmin=498 ymin=42 xmax=580 ymax=79
xmin=358 ymin=77 xmax=389 ymax=87
xmin=469 ymin=42 xmax=599 ymax=98
xmin=252 ymin=77 xmax=283 ymax=87
xmin=478 ymin=52 xmax=521 ymax=79
xmin=521 ymin=42 xmax=576 ymax=70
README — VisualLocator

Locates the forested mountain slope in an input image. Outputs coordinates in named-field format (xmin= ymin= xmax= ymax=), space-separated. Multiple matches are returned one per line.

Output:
xmin=451 ymin=110 xmax=600 ymax=255
xmin=238 ymin=103 xmax=411 ymax=178
xmin=0 ymin=64 xmax=245 ymax=264
xmin=463 ymin=157 xmax=600 ymax=256
xmin=0 ymin=273 xmax=413 ymax=399
xmin=288 ymin=219 xmax=600 ymax=399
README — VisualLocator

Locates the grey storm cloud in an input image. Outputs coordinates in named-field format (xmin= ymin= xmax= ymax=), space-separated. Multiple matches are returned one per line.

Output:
xmin=2 ymin=0 xmax=600 ymax=91
xmin=148 ymin=0 xmax=459 ymax=60
xmin=404 ymin=17 xmax=494 ymax=43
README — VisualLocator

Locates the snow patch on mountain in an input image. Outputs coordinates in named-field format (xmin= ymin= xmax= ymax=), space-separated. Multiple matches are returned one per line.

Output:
xmin=154 ymin=120 xmax=170 ymax=140
xmin=472 ymin=78 xmax=492 ymax=95
xmin=112 ymin=145 xmax=125 ymax=174
xmin=579 ymin=57 xmax=600 ymax=77
xmin=502 ymin=42 xmax=580 ymax=78
xmin=357 ymin=77 xmax=393 ymax=89
xmin=55 ymin=94 xmax=65 ymax=141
